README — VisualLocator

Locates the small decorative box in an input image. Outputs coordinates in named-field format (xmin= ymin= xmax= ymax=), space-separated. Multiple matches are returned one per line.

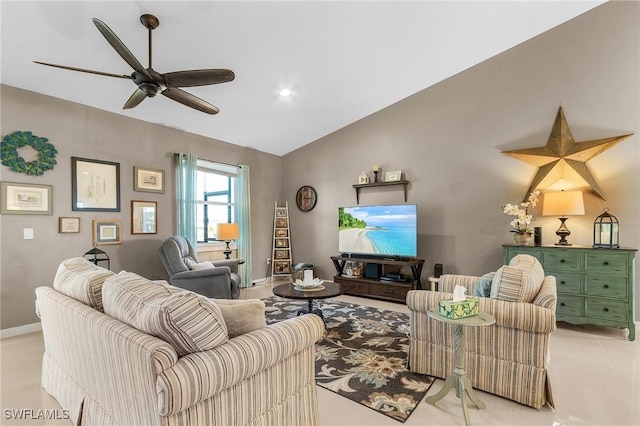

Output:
xmin=438 ymin=297 xmax=480 ymax=319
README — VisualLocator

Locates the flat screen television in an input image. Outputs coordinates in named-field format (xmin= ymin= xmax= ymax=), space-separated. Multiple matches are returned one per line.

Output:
xmin=338 ymin=204 xmax=417 ymax=258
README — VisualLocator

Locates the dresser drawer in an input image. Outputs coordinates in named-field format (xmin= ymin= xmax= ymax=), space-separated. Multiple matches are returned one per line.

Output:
xmin=557 ymin=294 xmax=584 ymax=316
xmin=585 ymin=253 xmax=628 ymax=275
xmin=585 ymin=299 xmax=628 ymax=322
xmin=554 ymin=273 xmax=582 ymax=294
xmin=340 ymin=280 xmax=369 ymax=295
xmin=369 ymin=283 xmax=410 ymax=300
xmin=585 ymin=276 xmax=627 ymax=298
xmin=544 ymin=250 xmax=583 ymax=272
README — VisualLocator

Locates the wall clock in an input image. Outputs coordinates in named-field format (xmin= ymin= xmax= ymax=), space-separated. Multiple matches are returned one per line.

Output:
xmin=296 ymin=186 xmax=317 ymax=212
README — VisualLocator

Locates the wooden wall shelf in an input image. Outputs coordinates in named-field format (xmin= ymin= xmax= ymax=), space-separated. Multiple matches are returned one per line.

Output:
xmin=352 ymin=180 xmax=409 ymax=204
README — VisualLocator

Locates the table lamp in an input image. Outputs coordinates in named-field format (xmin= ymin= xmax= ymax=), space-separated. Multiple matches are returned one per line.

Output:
xmin=217 ymin=223 xmax=240 ymax=259
xmin=542 ymin=191 xmax=585 ymax=246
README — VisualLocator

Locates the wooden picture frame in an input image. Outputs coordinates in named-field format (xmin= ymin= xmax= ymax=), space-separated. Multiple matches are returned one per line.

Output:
xmin=134 ymin=166 xmax=165 ymax=193
xmin=0 ymin=181 xmax=53 ymax=215
xmin=385 ymin=169 xmax=402 ymax=182
xmin=92 ymin=219 xmax=122 ymax=245
xmin=275 ymin=208 xmax=287 ymax=217
xmin=275 ymin=249 xmax=289 ymax=259
xmin=59 ymin=217 xmax=80 ymax=233
xmin=72 ymin=157 xmax=120 ymax=212
xmin=275 ymin=238 xmax=289 ymax=248
xmin=131 ymin=200 xmax=157 ymax=234
xmin=275 ymin=218 xmax=288 ymax=228
xmin=273 ymin=260 xmax=291 ymax=274
xmin=275 ymin=228 xmax=288 ymax=238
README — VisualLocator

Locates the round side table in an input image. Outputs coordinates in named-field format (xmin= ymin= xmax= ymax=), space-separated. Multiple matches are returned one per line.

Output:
xmin=425 ymin=307 xmax=495 ymax=426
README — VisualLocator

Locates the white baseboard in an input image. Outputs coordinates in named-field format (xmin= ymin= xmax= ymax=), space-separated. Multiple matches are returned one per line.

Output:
xmin=1 ymin=322 xmax=42 ymax=339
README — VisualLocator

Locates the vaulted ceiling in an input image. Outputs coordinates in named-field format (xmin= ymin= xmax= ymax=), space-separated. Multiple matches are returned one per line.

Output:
xmin=1 ymin=1 xmax=605 ymax=156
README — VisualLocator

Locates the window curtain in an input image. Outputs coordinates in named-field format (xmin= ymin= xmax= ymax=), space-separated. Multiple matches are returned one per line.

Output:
xmin=175 ymin=153 xmax=198 ymax=248
xmin=236 ymin=165 xmax=252 ymax=288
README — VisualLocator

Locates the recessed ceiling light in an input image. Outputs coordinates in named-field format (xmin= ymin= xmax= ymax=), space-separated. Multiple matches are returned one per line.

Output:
xmin=279 ymin=88 xmax=292 ymax=97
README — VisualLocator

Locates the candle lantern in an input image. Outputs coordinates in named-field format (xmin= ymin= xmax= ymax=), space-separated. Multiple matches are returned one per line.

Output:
xmin=593 ymin=208 xmax=619 ymax=249
xmin=83 ymin=246 xmax=110 ymax=270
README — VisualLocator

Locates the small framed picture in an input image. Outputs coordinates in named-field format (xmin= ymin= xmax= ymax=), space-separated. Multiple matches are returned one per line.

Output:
xmin=72 ymin=157 xmax=120 ymax=212
xmin=385 ymin=170 xmax=402 ymax=182
xmin=59 ymin=217 xmax=80 ymax=233
xmin=131 ymin=200 xmax=157 ymax=234
xmin=275 ymin=238 xmax=289 ymax=248
xmin=275 ymin=249 xmax=289 ymax=259
xmin=275 ymin=228 xmax=288 ymax=238
xmin=92 ymin=219 xmax=123 ymax=245
xmin=358 ymin=173 xmax=370 ymax=184
xmin=273 ymin=260 xmax=291 ymax=274
xmin=134 ymin=166 xmax=165 ymax=193
xmin=275 ymin=218 xmax=288 ymax=228
xmin=275 ymin=208 xmax=287 ymax=217
xmin=0 ymin=181 xmax=53 ymax=215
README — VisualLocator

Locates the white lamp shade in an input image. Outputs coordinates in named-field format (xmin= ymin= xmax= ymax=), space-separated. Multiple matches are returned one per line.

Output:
xmin=542 ymin=191 xmax=585 ymax=216
xmin=217 ymin=223 xmax=240 ymax=240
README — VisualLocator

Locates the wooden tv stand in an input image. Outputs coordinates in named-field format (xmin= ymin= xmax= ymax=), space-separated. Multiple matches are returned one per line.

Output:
xmin=330 ymin=255 xmax=425 ymax=303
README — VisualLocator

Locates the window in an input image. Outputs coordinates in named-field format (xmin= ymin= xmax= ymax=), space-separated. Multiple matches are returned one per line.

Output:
xmin=195 ymin=160 xmax=237 ymax=243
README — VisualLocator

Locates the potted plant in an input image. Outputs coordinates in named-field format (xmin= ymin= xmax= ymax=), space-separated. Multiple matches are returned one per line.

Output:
xmin=502 ymin=190 xmax=540 ymax=244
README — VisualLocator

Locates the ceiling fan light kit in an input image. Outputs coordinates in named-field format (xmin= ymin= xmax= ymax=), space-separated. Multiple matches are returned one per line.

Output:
xmin=34 ymin=14 xmax=234 ymax=115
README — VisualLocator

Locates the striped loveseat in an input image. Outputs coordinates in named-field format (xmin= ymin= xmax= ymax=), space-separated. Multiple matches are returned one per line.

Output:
xmin=407 ymin=255 xmax=557 ymax=409
xmin=36 ymin=258 xmax=325 ymax=426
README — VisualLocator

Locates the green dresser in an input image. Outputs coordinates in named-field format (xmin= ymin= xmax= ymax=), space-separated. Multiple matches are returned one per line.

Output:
xmin=502 ymin=244 xmax=636 ymax=341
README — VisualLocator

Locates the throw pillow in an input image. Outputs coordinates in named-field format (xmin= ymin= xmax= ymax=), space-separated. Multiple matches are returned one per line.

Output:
xmin=103 ymin=271 xmax=228 ymax=356
xmin=214 ymin=299 xmax=267 ymax=338
xmin=490 ymin=254 xmax=545 ymax=303
xmin=53 ymin=257 xmax=115 ymax=312
xmin=472 ymin=272 xmax=495 ymax=298
xmin=190 ymin=261 xmax=215 ymax=270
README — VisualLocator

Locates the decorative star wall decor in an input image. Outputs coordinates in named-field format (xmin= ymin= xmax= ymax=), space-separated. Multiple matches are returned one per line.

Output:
xmin=502 ymin=106 xmax=633 ymax=200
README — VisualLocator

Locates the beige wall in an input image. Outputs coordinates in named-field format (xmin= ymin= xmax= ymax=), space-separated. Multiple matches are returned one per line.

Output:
xmin=0 ymin=85 xmax=282 ymax=329
xmin=283 ymin=2 xmax=640 ymax=308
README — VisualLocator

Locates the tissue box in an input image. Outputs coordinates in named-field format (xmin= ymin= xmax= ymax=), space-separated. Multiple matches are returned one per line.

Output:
xmin=438 ymin=297 xmax=479 ymax=319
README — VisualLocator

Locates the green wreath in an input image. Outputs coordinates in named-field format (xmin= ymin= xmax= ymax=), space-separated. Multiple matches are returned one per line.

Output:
xmin=0 ymin=131 xmax=58 ymax=175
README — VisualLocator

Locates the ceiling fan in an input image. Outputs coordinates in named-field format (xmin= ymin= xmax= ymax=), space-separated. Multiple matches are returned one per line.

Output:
xmin=34 ymin=14 xmax=235 ymax=115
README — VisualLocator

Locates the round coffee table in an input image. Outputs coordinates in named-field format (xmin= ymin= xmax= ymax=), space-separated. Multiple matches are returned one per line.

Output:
xmin=272 ymin=282 xmax=344 ymax=324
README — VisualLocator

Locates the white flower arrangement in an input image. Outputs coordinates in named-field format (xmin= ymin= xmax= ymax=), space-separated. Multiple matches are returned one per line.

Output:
xmin=502 ymin=190 xmax=540 ymax=234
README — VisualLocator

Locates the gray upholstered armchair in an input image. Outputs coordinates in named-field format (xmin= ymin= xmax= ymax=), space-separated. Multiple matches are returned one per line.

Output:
xmin=157 ymin=236 xmax=240 ymax=299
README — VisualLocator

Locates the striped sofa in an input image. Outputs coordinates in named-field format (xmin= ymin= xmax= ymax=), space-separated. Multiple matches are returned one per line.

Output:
xmin=36 ymin=258 xmax=325 ymax=426
xmin=407 ymin=268 xmax=557 ymax=409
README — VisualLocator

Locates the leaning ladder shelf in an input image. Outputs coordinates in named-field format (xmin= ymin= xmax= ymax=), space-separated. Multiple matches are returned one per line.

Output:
xmin=271 ymin=201 xmax=292 ymax=281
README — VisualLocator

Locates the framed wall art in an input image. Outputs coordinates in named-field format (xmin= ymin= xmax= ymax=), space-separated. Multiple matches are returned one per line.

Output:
xmin=274 ymin=249 xmax=289 ymax=259
xmin=275 ymin=218 xmax=288 ymax=228
xmin=59 ymin=217 xmax=80 ymax=233
xmin=385 ymin=169 xmax=402 ymax=182
xmin=134 ymin=166 xmax=165 ymax=193
xmin=131 ymin=200 xmax=157 ymax=234
xmin=0 ymin=181 xmax=52 ymax=215
xmin=72 ymin=157 xmax=120 ymax=212
xmin=275 ymin=208 xmax=287 ymax=217
xmin=274 ymin=228 xmax=288 ymax=238
xmin=275 ymin=238 xmax=289 ymax=248
xmin=92 ymin=219 xmax=122 ymax=245
xmin=273 ymin=260 xmax=291 ymax=274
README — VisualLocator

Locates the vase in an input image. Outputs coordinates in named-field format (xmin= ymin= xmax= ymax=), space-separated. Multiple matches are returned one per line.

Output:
xmin=513 ymin=233 xmax=533 ymax=245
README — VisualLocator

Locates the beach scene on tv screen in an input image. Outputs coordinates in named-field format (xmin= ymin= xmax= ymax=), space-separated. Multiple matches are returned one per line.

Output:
xmin=338 ymin=205 xmax=417 ymax=256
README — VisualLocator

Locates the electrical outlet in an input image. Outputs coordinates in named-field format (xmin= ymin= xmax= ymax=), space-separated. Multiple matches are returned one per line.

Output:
xmin=266 ymin=258 xmax=271 ymax=264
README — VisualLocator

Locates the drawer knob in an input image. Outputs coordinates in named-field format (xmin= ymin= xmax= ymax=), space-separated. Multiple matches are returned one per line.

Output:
xmin=604 ymin=284 xmax=609 ymax=289
xmin=603 ymin=261 xmax=609 ymax=266
xmin=560 ymin=281 xmax=566 ymax=285
xmin=560 ymin=259 xmax=566 ymax=263
xmin=560 ymin=302 xmax=566 ymax=307
xmin=603 ymin=308 xmax=609 ymax=312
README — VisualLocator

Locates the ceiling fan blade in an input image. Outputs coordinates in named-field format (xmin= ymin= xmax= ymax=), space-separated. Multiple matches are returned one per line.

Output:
xmin=92 ymin=18 xmax=151 ymax=79
xmin=123 ymin=88 xmax=147 ymax=109
xmin=163 ymin=69 xmax=235 ymax=88
xmin=34 ymin=61 xmax=132 ymax=79
xmin=162 ymin=88 xmax=220 ymax=114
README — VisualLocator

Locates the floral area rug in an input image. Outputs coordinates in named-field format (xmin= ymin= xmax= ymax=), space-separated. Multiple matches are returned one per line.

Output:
xmin=263 ymin=296 xmax=435 ymax=423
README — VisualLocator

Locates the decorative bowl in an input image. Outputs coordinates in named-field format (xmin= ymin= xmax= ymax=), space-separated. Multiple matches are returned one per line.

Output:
xmin=294 ymin=278 xmax=324 ymax=288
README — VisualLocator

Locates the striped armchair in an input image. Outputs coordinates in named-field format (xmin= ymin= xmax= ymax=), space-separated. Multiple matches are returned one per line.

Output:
xmin=407 ymin=273 xmax=557 ymax=409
